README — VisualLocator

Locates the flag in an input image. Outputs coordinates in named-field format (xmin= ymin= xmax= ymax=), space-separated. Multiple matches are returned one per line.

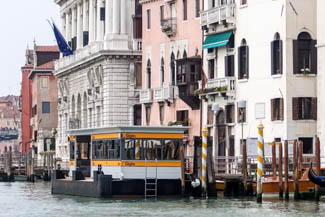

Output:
xmin=48 ymin=20 xmax=73 ymax=57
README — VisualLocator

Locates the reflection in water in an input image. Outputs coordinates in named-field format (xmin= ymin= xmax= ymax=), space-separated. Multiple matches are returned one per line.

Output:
xmin=1 ymin=182 xmax=325 ymax=217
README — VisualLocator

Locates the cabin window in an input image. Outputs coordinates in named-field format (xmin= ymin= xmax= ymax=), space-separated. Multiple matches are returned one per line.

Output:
xmin=92 ymin=140 xmax=120 ymax=160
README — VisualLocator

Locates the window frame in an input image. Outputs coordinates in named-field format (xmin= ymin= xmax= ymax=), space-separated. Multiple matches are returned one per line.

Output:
xmin=146 ymin=9 xmax=151 ymax=30
xmin=42 ymin=102 xmax=50 ymax=114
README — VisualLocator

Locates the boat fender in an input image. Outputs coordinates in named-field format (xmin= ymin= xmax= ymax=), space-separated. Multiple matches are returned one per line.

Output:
xmin=191 ymin=178 xmax=200 ymax=188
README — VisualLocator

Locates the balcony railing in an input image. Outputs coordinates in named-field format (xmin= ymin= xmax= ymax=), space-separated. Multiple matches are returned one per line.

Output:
xmin=161 ymin=18 xmax=177 ymax=36
xmin=200 ymin=3 xmax=235 ymax=27
xmin=153 ymin=85 xmax=174 ymax=102
xmin=198 ymin=77 xmax=235 ymax=95
xmin=140 ymin=89 xmax=152 ymax=103
xmin=133 ymin=39 xmax=142 ymax=51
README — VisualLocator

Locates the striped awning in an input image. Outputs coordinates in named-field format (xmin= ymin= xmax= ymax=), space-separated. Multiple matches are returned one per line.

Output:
xmin=203 ymin=31 xmax=233 ymax=49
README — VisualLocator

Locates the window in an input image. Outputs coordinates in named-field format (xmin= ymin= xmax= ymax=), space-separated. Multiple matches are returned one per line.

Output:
xmin=32 ymin=105 xmax=37 ymax=117
xmin=208 ymin=59 xmax=215 ymax=79
xmin=146 ymin=9 xmax=151 ymax=29
xmin=241 ymin=0 xmax=247 ymax=5
xmin=160 ymin=58 xmax=164 ymax=86
xmin=226 ymin=104 xmax=235 ymax=123
xmin=159 ymin=104 xmax=164 ymax=125
xmin=134 ymin=105 xmax=142 ymax=126
xmin=238 ymin=39 xmax=249 ymax=79
xmin=271 ymin=98 xmax=284 ymax=121
xmin=146 ymin=59 xmax=151 ymax=88
xmin=271 ymin=33 xmax=283 ymax=75
xmin=176 ymin=110 xmax=189 ymax=126
xmin=292 ymin=97 xmax=317 ymax=120
xmin=225 ymin=55 xmax=234 ymax=76
xmin=237 ymin=102 xmax=246 ymax=123
xmin=160 ymin=5 xmax=164 ymax=25
xmin=145 ymin=106 xmax=151 ymax=125
xmin=293 ymin=32 xmax=317 ymax=74
xmin=207 ymin=106 xmax=214 ymax=125
xmin=299 ymin=137 xmax=313 ymax=155
xmin=171 ymin=52 xmax=176 ymax=85
xmin=195 ymin=0 xmax=200 ymax=18
xmin=183 ymin=0 xmax=187 ymax=21
xmin=42 ymin=102 xmax=50 ymax=114
xmin=207 ymin=48 xmax=214 ymax=54
xmin=41 ymin=77 xmax=49 ymax=88
xmin=92 ymin=140 xmax=120 ymax=160
xmin=135 ymin=62 xmax=142 ymax=88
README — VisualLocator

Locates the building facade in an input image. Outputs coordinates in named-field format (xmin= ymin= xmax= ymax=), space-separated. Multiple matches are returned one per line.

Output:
xmin=28 ymin=47 xmax=59 ymax=165
xmin=200 ymin=0 xmax=317 ymax=172
xmin=54 ymin=0 xmax=142 ymax=163
xmin=139 ymin=0 xmax=203 ymax=163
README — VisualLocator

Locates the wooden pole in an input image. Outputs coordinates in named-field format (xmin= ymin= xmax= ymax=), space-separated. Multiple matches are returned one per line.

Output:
xmin=242 ymin=139 xmax=247 ymax=195
xmin=298 ymin=140 xmax=303 ymax=171
xmin=272 ymin=141 xmax=276 ymax=176
xmin=284 ymin=140 xmax=289 ymax=200
xmin=180 ymin=145 xmax=185 ymax=196
xmin=315 ymin=136 xmax=321 ymax=201
xmin=293 ymin=140 xmax=300 ymax=200
xmin=279 ymin=141 xmax=283 ymax=198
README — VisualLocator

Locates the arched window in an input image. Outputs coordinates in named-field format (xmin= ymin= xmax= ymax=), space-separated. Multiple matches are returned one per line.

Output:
xmin=160 ymin=58 xmax=164 ymax=86
xmin=71 ymin=95 xmax=75 ymax=120
xmin=83 ymin=92 xmax=88 ymax=128
xmin=183 ymin=50 xmax=187 ymax=59
xmin=271 ymin=32 xmax=283 ymax=75
xmin=146 ymin=59 xmax=151 ymax=88
xmin=77 ymin=94 xmax=81 ymax=128
xmin=170 ymin=52 xmax=176 ymax=85
xmin=293 ymin=32 xmax=316 ymax=74
xmin=238 ymin=39 xmax=249 ymax=79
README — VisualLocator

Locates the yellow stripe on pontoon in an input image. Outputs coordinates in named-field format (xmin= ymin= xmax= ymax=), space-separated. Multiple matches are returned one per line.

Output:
xmin=92 ymin=133 xmax=120 ymax=140
xmin=92 ymin=160 xmax=181 ymax=167
xmin=122 ymin=133 xmax=184 ymax=139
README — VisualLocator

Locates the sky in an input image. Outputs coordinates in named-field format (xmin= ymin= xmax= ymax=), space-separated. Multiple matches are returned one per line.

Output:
xmin=0 ymin=0 xmax=60 ymax=96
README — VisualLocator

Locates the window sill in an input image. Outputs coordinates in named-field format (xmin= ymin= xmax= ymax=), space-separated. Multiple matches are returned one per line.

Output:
xmin=239 ymin=4 xmax=248 ymax=9
xmin=294 ymin=119 xmax=316 ymax=123
xmin=294 ymin=74 xmax=317 ymax=77
xmin=272 ymin=74 xmax=282 ymax=78
xmin=238 ymin=78 xmax=248 ymax=83
xmin=272 ymin=120 xmax=283 ymax=123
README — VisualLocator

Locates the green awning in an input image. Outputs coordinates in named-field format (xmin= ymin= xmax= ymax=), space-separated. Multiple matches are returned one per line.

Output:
xmin=203 ymin=31 xmax=233 ymax=49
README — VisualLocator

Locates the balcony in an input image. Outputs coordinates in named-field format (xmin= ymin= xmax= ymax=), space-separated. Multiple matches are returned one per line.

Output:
xmin=140 ymin=89 xmax=152 ymax=103
xmin=153 ymin=85 xmax=174 ymax=102
xmin=200 ymin=3 xmax=235 ymax=27
xmin=133 ymin=39 xmax=142 ymax=51
xmin=198 ymin=77 xmax=235 ymax=97
xmin=161 ymin=18 xmax=177 ymax=37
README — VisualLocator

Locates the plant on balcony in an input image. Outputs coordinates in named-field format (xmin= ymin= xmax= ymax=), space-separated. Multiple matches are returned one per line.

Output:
xmin=168 ymin=120 xmax=189 ymax=126
xmin=300 ymin=68 xmax=310 ymax=75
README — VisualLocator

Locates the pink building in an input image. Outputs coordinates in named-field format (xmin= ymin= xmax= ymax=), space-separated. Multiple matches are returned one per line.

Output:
xmin=139 ymin=0 xmax=203 ymax=161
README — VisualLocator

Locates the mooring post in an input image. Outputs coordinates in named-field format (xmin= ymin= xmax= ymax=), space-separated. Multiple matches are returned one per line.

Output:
xmin=201 ymin=127 xmax=208 ymax=198
xmin=180 ymin=144 xmax=185 ymax=196
xmin=315 ymin=136 xmax=321 ymax=201
xmin=8 ymin=147 xmax=12 ymax=179
xmin=284 ymin=140 xmax=289 ymax=200
xmin=298 ymin=140 xmax=303 ymax=174
xmin=257 ymin=123 xmax=264 ymax=203
xmin=272 ymin=141 xmax=276 ymax=176
xmin=279 ymin=141 xmax=283 ymax=198
xmin=242 ymin=139 xmax=248 ymax=195
xmin=293 ymin=140 xmax=300 ymax=200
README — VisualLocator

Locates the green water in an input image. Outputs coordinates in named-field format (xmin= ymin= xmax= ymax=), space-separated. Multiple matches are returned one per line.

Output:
xmin=1 ymin=182 xmax=325 ymax=217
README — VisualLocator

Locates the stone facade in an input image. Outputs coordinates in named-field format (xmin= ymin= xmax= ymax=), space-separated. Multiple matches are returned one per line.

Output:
xmin=55 ymin=0 xmax=142 ymax=163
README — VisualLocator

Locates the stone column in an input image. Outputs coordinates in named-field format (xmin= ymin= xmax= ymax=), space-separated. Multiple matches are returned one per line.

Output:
xmin=83 ymin=0 xmax=89 ymax=46
xmin=61 ymin=13 xmax=66 ymax=40
xmin=105 ymin=0 xmax=113 ymax=37
xmin=77 ymin=3 xmax=83 ymax=49
xmin=89 ymin=0 xmax=95 ymax=43
xmin=66 ymin=10 xmax=71 ymax=43
xmin=120 ymin=0 xmax=126 ymax=34
xmin=71 ymin=6 xmax=77 ymax=39
xmin=96 ymin=0 xmax=104 ymax=41
xmin=112 ymin=0 xmax=120 ymax=34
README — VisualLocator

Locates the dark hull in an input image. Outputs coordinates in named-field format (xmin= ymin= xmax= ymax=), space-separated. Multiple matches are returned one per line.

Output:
xmin=308 ymin=163 xmax=325 ymax=187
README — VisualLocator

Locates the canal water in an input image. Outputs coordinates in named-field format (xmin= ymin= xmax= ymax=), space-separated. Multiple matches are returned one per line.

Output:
xmin=1 ymin=182 xmax=325 ymax=217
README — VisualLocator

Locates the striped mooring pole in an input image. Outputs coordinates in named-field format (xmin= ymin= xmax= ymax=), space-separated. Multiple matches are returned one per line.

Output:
xmin=135 ymin=141 xmax=140 ymax=160
xmin=257 ymin=123 xmax=264 ymax=203
xmin=202 ymin=127 xmax=208 ymax=197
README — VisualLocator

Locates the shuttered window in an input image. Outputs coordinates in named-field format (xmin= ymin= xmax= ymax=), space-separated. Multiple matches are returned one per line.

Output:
xmin=225 ymin=55 xmax=234 ymax=77
xmin=271 ymin=40 xmax=283 ymax=75
xmin=292 ymin=97 xmax=317 ymax=120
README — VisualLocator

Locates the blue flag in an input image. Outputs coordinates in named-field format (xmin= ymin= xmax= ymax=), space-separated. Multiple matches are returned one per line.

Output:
xmin=49 ymin=20 xmax=73 ymax=57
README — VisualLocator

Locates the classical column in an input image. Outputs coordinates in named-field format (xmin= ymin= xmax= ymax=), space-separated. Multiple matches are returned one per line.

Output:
xmin=89 ymin=0 xmax=95 ymax=43
xmin=96 ymin=0 xmax=104 ymax=41
xmin=112 ymin=0 xmax=120 ymax=34
xmin=61 ymin=13 xmax=66 ymax=40
xmin=120 ymin=0 xmax=127 ymax=34
xmin=105 ymin=0 xmax=113 ymax=37
xmin=77 ymin=3 xmax=83 ymax=49
xmin=66 ymin=10 xmax=71 ymax=43
xmin=71 ymin=6 xmax=77 ymax=39
xmin=83 ymin=0 xmax=89 ymax=46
